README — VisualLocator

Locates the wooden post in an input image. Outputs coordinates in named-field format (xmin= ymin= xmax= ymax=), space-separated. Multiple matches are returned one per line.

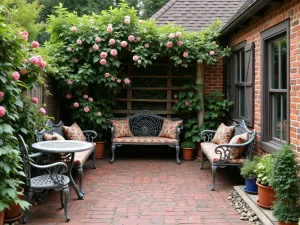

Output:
xmin=196 ymin=63 xmax=205 ymax=127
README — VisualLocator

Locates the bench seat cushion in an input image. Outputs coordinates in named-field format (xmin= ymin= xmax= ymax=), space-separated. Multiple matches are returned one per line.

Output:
xmin=74 ymin=143 xmax=96 ymax=166
xmin=201 ymin=142 xmax=246 ymax=164
xmin=113 ymin=137 xmax=178 ymax=144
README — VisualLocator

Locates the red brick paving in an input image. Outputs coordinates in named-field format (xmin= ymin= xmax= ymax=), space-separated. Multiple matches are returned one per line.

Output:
xmin=26 ymin=158 xmax=248 ymax=225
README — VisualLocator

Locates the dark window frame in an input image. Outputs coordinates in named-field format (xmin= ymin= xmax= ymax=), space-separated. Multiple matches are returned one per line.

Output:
xmin=261 ymin=19 xmax=290 ymax=153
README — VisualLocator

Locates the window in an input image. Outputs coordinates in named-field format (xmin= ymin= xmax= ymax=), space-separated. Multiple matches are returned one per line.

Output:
xmin=261 ymin=20 xmax=289 ymax=153
xmin=228 ymin=42 xmax=254 ymax=127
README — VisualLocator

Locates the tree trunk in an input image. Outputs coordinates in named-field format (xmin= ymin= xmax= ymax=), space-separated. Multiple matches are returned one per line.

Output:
xmin=196 ymin=63 xmax=205 ymax=127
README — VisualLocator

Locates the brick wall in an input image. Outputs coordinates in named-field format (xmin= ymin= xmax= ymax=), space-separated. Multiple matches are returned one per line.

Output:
xmin=204 ymin=57 xmax=223 ymax=94
xmin=227 ymin=0 xmax=300 ymax=162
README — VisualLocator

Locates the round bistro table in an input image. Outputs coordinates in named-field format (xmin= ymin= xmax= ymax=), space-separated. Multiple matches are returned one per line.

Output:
xmin=32 ymin=140 xmax=93 ymax=200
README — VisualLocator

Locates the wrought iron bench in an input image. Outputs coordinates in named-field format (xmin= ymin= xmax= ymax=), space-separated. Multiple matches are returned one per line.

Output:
xmin=200 ymin=120 xmax=256 ymax=191
xmin=110 ymin=110 xmax=183 ymax=164
xmin=35 ymin=120 xmax=97 ymax=194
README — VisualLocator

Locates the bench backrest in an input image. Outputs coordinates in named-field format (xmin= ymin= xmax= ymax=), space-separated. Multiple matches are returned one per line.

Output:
xmin=35 ymin=120 xmax=65 ymax=142
xmin=232 ymin=120 xmax=256 ymax=160
xmin=112 ymin=110 xmax=183 ymax=137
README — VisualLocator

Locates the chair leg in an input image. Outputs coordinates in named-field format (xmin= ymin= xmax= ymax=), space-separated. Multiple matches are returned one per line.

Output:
xmin=60 ymin=190 xmax=64 ymax=209
xmin=211 ymin=165 xmax=217 ymax=191
xmin=92 ymin=148 xmax=96 ymax=169
xmin=22 ymin=189 xmax=33 ymax=224
xmin=77 ymin=166 xmax=84 ymax=194
xmin=62 ymin=187 xmax=70 ymax=222
xmin=175 ymin=145 xmax=181 ymax=164
xmin=110 ymin=145 xmax=116 ymax=164
xmin=200 ymin=149 xmax=205 ymax=170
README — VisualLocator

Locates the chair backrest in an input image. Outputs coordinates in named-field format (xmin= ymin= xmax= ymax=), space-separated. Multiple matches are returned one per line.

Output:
xmin=35 ymin=120 xmax=65 ymax=142
xmin=17 ymin=135 xmax=31 ymax=188
xmin=232 ymin=120 xmax=256 ymax=160
xmin=112 ymin=110 xmax=183 ymax=137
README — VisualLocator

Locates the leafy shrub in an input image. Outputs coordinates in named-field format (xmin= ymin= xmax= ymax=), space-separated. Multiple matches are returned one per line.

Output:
xmin=254 ymin=154 xmax=275 ymax=186
xmin=240 ymin=157 xmax=259 ymax=179
xmin=181 ymin=141 xmax=194 ymax=148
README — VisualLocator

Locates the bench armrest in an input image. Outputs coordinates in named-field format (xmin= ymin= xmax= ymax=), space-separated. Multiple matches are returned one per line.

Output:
xmin=83 ymin=130 xmax=97 ymax=142
xmin=201 ymin=130 xmax=216 ymax=142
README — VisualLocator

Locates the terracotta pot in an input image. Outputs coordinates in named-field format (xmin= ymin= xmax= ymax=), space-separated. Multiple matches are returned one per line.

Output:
xmin=0 ymin=211 xmax=4 ymax=225
xmin=181 ymin=147 xmax=193 ymax=160
xmin=256 ymin=181 xmax=275 ymax=209
xmin=196 ymin=142 xmax=202 ymax=159
xmin=278 ymin=221 xmax=298 ymax=225
xmin=4 ymin=187 xmax=24 ymax=220
xmin=95 ymin=141 xmax=105 ymax=159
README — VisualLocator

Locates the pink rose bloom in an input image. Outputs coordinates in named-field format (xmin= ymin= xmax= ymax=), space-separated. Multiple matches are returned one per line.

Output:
xmin=185 ymin=102 xmax=190 ymax=106
xmin=210 ymin=51 xmax=215 ymax=56
xmin=100 ymin=52 xmax=107 ymax=59
xmin=38 ymin=60 xmax=47 ymax=69
xmin=20 ymin=68 xmax=27 ymax=75
xmin=97 ymin=112 xmax=102 ymax=116
xmin=71 ymin=26 xmax=77 ymax=32
xmin=124 ymin=78 xmax=130 ymax=85
xmin=133 ymin=55 xmax=139 ymax=61
xmin=73 ymin=58 xmax=79 ymax=63
xmin=107 ymin=26 xmax=113 ymax=33
xmin=144 ymin=43 xmax=150 ymax=48
xmin=95 ymin=37 xmax=101 ymax=42
xmin=39 ymin=107 xmax=46 ymax=115
xmin=212 ymin=41 xmax=216 ymax=45
xmin=128 ymin=35 xmax=135 ymax=42
xmin=110 ymin=49 xmax=118 ymax=57
xmin=12 ymin=71 xmax=20 ymax=81
xmin=0 ymin=92 xmax=4 ymax=99
xmin=111 ymin=77 xmax=115 ymax=81
xmin=29 ymin=56 xmax=39 ymax=65
xmin=109 ymin=39 xmax=116 ymax=45
xmin=88 ymin=97 xmax=93 ymax=102
xmin=76 ymin=39 xmax=82 ymax=45
xmin=136 ymin=37 xmax=141 ymax=42
xmin=83 ymin=94 xmax=88 ymax=99
xmin=67 ymin=80 xmax=73 ymax=85
xmin=138 ymin=19 xmax=143 ymax=24
xmin=100 ymin=59 xmax=107 ymax=65
xmin=124 ymin=18 xmax=130 ymax=24
xmin=0 ymin=106 xmax=6 ymax=117
xmin=166 ymin=42 xmax=173 ymax=48
xmin=169 ymin=33 xmax=175 ymax=39
xmin=176 ymin=31 xmax=182 ymax=38
xmin=177 ymin=41 xmax=183 ymax=47
xmin=183 ymin=52 xmax=189 ymax=58
xmin=19 ymin=31 xmax=28 ymax=41
xmin=105 ymin=73 xmax=110 ymax=78
xmin=66 ymin=93 xmax=72 ymax=99
xmin=117 ymin=79 xmax=121 ymax=83
xmin=121 ymin=41 xmax=128 ymax=48
xmin=83 ymin=107 xmax=89 ymax=113
xmin=31 ymin=97 xmax=38 ymax=104
xmin=174 ymin=95 xmax=177 ymax=99
xmin=93 ymin=45 xmax=99 ymax=51
xmin=138 ymin=60 xmax=141 ymax=64
xmin=74 ymin=102 xmax=79 ymax=108
xmin=178 ymin=59 xmax=182 ymax=64
xmin=31 ymin=41 xmax=39 ymax=48
xmin=67 ymin=47 xmax=72 ymax=52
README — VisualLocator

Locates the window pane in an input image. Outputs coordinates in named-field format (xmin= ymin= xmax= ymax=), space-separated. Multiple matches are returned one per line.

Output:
xmin=272 ymin=93 xmax=287 ymax=142
xmin=239 ymin=87 xmax=245 ymax=117
xmin=271 ymin=41 xmax=279 ymax=89
xmin=235 ymin=53 xmax=240 ymax=82
xmin=241 ymin=52 xmax=245 ymax=82
xmin=280 ymin=38 xmax=287 ymax=89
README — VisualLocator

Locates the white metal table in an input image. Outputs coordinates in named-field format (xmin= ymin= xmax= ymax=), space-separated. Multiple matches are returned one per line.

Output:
xmin=32 ymin=140 xmax=93 ymax=200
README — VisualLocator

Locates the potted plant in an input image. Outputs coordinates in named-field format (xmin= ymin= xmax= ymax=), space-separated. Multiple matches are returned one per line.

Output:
xmin=95 ymin=133 xmax=105 ymax=159
xmin=184 ymin=118 xmax=203 ymax=159
xmin=271 ymin=145 xmax=300 ymax=225
xmin=181 ymin=141 xmax=194 ymax=160
xmin=240 ymin=157 xmax=259 ymax=194
xmin=254 ymin=154 xmax=275 ymax=208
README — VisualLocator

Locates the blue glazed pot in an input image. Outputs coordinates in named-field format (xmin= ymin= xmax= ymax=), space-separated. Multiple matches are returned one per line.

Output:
xmin=245 ymin=178 xmax=258 ymax=193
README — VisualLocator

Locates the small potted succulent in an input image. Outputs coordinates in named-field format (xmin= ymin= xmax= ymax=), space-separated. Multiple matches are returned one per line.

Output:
xmin=254 ymin=154 xmax=275 ymax=209
xmin=181 ymin=140 xmax=194 ymax=160
xmin=240 ymin=157 xmax=259 ymax=194
xmin=271 ymin=145 xmax=300 ymax=225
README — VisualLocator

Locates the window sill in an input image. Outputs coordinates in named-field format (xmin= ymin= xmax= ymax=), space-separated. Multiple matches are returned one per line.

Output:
xmin=260 ymin=141 xmax=281 ymax=154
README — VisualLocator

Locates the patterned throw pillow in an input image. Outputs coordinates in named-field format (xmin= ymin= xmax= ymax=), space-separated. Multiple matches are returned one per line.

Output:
xmin=63 ymin=122 xmax=86 ymax=141
xmin=229 ymin=132 xmax=249 ymax=159
xmin=111 ymin=119 xmax=133 ymax=138
xmin=43 ymin=132 xmax=65 ymax=141
xmin=211 ymin=123 xmax=235 ymax=145
xmin=158 ymin=119 xmax=182 ymax=139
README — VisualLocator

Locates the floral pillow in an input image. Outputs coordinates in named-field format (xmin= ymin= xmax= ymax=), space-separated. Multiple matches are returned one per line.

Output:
xmin=211 ymin=123 xmax=235 ymax=145
xmin=43 ymin=132 xmax=65 ymax=141
xmin=158 ymin=119 xmax=182 ymax=139
xmin=111 ymin=119 xmax=133 ymax=138
xmin=229 ymin=132 xmax=248 ymax=159
xmin=63 ymin=122 xmax=86 ymax=141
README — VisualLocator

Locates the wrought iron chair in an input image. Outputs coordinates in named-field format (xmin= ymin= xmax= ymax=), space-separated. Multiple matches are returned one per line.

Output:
xmin=17 ymin=135 xmax=70 ymax=223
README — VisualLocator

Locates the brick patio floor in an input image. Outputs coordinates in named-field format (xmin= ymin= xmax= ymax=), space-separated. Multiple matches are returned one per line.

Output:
xmin=26 ymin=150 xmax=248 ymax=225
